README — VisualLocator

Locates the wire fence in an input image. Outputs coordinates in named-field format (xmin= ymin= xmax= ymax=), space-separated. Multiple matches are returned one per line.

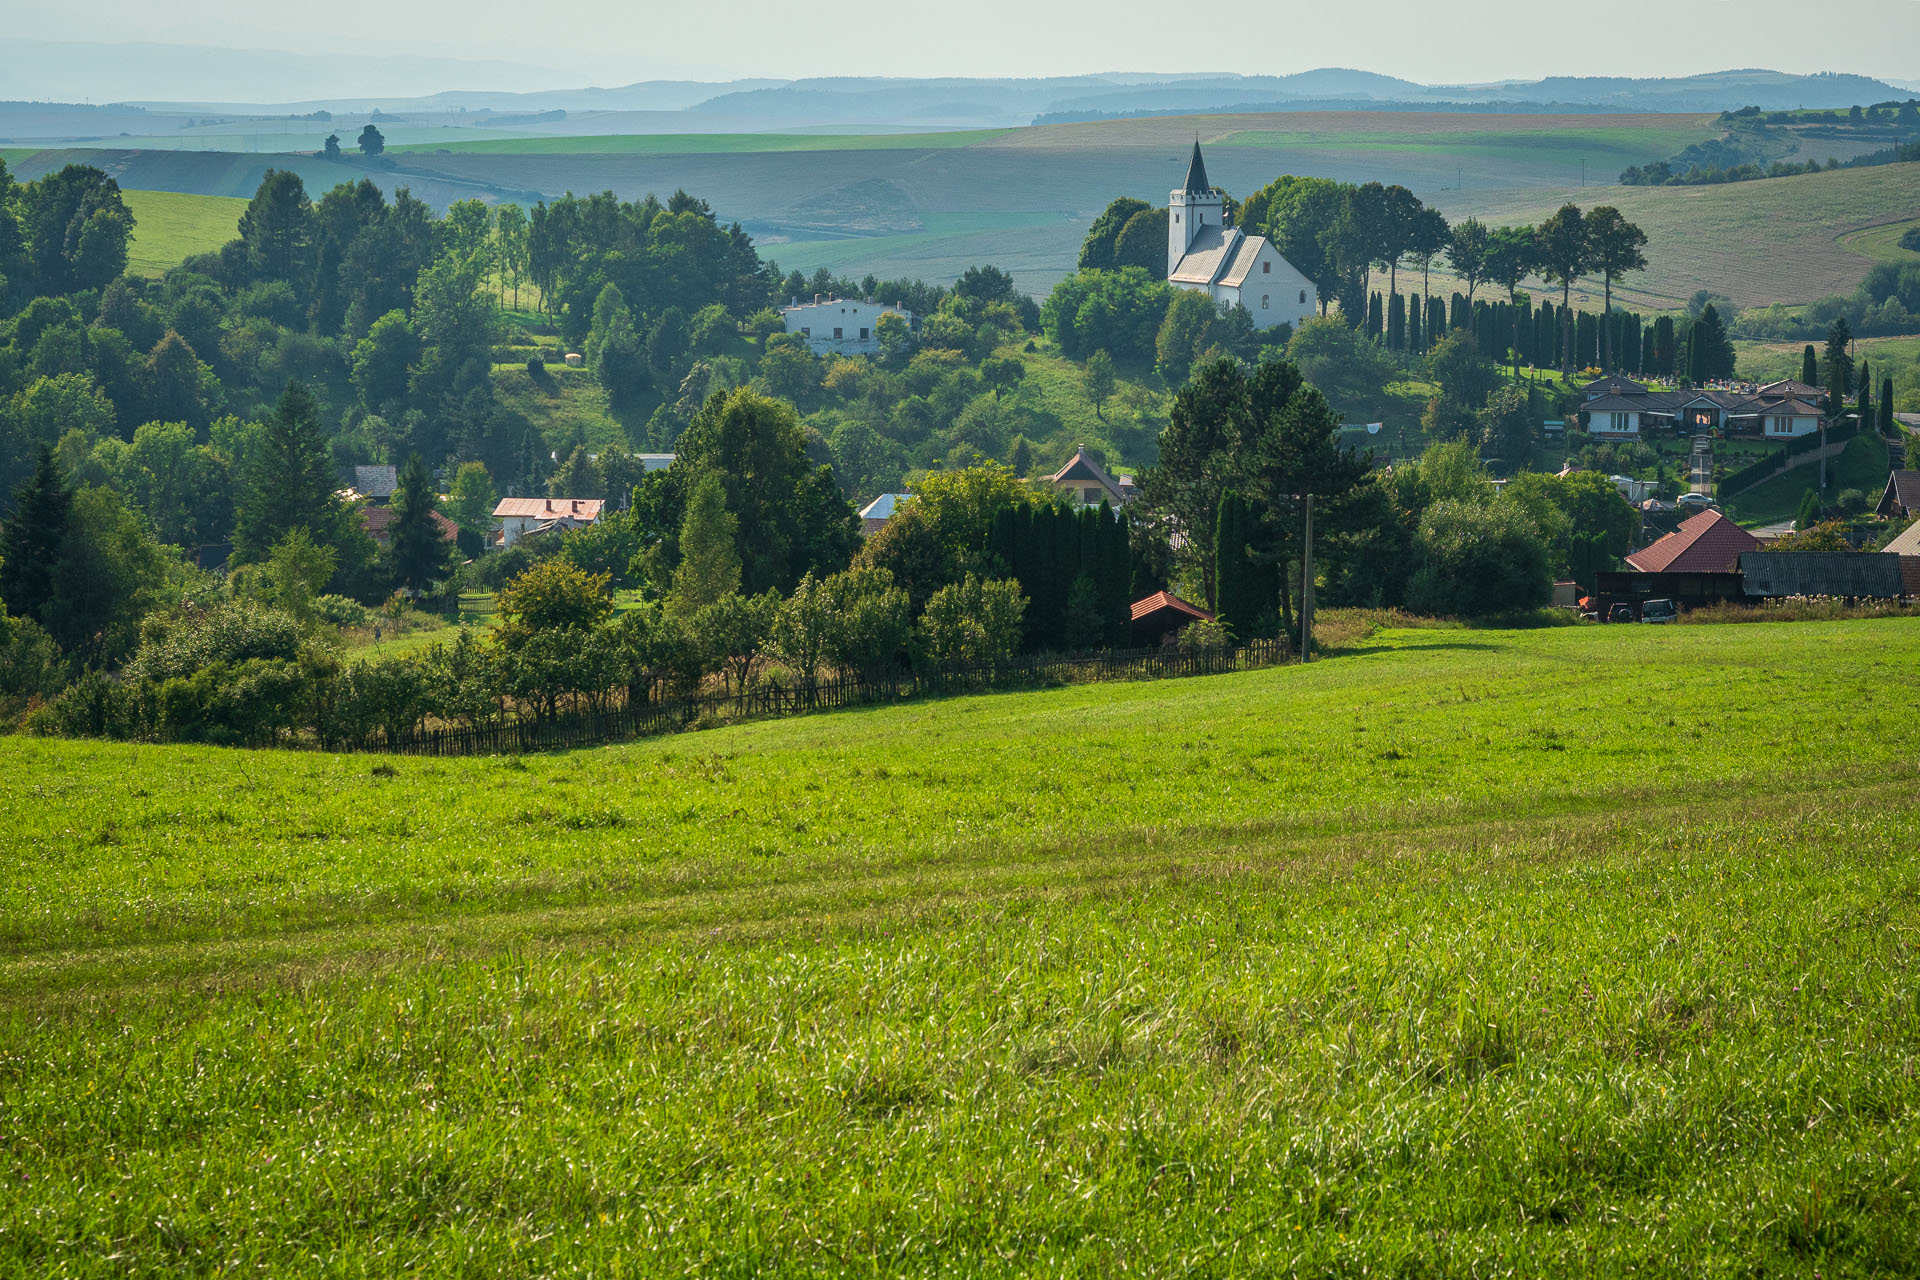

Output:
xmin=317 ymin=638 xmax=1291 ymax=758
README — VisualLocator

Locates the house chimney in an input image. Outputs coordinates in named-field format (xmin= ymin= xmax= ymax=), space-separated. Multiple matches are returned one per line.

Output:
xmin=544 ymin=498 xmax=553 ymax=513
xmin=814 ymin=292 xmax=821 ymax=305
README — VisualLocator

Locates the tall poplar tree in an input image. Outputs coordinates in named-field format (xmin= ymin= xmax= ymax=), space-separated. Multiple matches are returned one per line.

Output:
xmin=1583 ymin=206 xmax=1647 ymax=371
xmin=668 ymin=471 xmax=741 ymax=618
xmin=1535 ymin=204 xmax=1588 ymax=379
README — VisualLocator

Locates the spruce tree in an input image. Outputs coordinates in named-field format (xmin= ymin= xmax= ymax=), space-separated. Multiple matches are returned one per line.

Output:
xmin=0 ymin=445 xmax=73 ymax=629
xmin=232 ymin=380 xmax=337 ymax=564
xmin=386 ymin=453 xmax=451 ymax=593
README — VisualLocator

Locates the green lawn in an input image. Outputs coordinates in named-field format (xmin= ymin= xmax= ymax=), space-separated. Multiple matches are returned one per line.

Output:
xmin=121 ymin=188 xmax=248 ymax=277
xmin=1722 ymin=431 xmax=1890 ymax=526
xmin=7 ymin=620 xmax=1920 ymax=1275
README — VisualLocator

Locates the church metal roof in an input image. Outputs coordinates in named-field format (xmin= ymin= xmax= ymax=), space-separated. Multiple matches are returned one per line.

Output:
xmin=1182 ymin=139 xmax=1211 ymax=194
xmin=1169 ymin=225 xmax=1241 ymax=285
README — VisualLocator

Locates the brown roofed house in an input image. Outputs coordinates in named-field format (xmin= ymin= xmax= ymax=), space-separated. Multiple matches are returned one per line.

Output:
xmin=1625 ymin=509 xmax=1763 ymax=574
xmin=1048 ymin=445 xmax=1126 ymax=508
xmin=361 ymin=504 xmax=459 ymax=547
xmin=1877 ymin=471 xmax=1920 ymax=520
xmin=492 ymin=496 xmax=607 ymax=548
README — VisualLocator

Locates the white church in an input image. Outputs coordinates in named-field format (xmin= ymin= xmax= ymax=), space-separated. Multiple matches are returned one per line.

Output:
xmin=1167 ymin=141 xmax=1317 ymax=331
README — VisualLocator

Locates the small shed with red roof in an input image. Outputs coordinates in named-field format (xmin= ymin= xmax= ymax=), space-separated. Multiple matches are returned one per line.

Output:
xmin=1130 ymin=590 xmax=1212 ymax=647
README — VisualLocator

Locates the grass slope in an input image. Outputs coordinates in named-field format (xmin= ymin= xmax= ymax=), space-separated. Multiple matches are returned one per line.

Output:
xmin=1722 ymin=431 xmax=1891 ymax=525
xmin=6 ymin=620 xmax=1920 ymax=1275
xmin=121 ymin=188 xmax=247 ymax=277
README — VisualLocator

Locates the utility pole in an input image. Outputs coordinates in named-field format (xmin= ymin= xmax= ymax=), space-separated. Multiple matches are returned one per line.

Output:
xmin=1299 ymin=492 xmax=1315 ymax=662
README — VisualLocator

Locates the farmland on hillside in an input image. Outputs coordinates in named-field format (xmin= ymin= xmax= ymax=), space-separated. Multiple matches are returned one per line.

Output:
xmin=1436 ymin=163 xmax=1920 ymax=312
xmin=121 ymin=188 xmax=248 ymax=276
xmin=7 ymin=620 xmax=1920 ymax=1274
xmin=395 ymin=129 xmax=1017 ymax=155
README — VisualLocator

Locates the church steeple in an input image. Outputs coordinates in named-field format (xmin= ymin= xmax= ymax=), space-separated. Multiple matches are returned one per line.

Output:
xmin=1182 ymin=138 xmax=1211 ymax=194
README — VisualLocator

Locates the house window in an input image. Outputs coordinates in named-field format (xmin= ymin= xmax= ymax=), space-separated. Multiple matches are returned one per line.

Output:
xmin=1261 ymin=295 xmax=1269 ymax=309
xmin=1084 ymin=487 xmax=1102 ymax=504
xmin=860 ymin=327 xmax=869 ymax=340
xmin=801 ymin=327 xmax=810 ymax=336
xmin=834 ymin=327 xmax=843 ymax=339
xmin=1262 ymin=261 xmax=1270 ymax=273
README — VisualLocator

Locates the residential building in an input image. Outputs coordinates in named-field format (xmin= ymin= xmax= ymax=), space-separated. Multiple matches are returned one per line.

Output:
xmin=361 ymin=504 xmax=459 ymax=548
xmin=1877 ymin=471 xmax=1920 ymax=520
xmin=1625 ymin=509 xmax=1763 ymax=574
xmin=1575 ymin=377 xmax=1829 ymax=439
xmin=782 ymin=296 xmax=912 ymax=357
xmin=1168 ymin=141 xmax=1316 ymax=332
xmin=1047 ymin=445 xmax=1126 ymax=507
xmin=492 ymin=497 xmax=606 ymax=548
xmin=858 ymin=492 xmax=910 ymax=537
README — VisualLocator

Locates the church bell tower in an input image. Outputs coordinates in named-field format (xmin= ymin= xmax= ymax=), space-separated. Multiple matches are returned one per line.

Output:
xmin=1168 ymin=138 xmax=1222 ymax=276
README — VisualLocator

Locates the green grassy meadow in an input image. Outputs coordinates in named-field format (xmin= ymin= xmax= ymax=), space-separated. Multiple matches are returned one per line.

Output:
xmin=6 ymin=620 xmax=1920 ymax=1275
xmin=1722 ymin=431 xmax=1890 ymax=525
xmin=120 ymin=188 xmax=248 ymax=277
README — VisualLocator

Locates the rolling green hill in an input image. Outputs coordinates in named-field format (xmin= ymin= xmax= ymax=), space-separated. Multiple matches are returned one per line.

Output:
xmin=7 ymin=618 xmax=1920 ymax=1273
xmin=121 ymin=188 xmax=248 ymax=276
xmin=12 ymin=111 xmax=1912 ymax=310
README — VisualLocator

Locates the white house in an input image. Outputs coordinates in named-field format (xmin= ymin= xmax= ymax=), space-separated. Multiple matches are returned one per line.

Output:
xmin=492 ymin=496 xmax=606 ymax=548
xmin=1583 ymin=395 xmax=1642 ymax=437
xmin=1759 ymin=398 xmax=1823 ymax=439
xmin=1168 ymin=141 xmax=1316 ymax=332
xmin=781 ymin=297 xmax=912 ymax=357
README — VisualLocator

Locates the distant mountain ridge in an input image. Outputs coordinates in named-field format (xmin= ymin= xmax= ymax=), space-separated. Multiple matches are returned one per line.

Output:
xmin=1 ymin=48 xmax=1911 ymax=140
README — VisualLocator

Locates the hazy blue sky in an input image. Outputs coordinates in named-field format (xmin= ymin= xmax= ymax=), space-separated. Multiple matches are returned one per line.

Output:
xmin=13 ymin=0 xmax=1920 ymax=88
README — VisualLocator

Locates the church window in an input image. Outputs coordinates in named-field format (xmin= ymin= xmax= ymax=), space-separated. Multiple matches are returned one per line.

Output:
xmin=1262 ymin=261 xmax=1270 ymax=273
xmin=1261 ymin=295 xmax=1269 ymax=309
xmin=1174 ymin=214 xmax=1180 ymax=224
xmin=1298 ymin=290 xmax=1306 ymax=304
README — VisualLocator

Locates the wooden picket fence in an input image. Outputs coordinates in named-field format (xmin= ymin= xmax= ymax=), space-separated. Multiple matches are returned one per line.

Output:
xmin=316 ymin=638 xmax=1290 ymax=758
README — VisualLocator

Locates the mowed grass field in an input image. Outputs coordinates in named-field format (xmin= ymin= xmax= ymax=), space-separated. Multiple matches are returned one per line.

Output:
xmin=120 ymin=189 xmax=247 ymax=276
xmin=6 ymin=620 xmax=1920 ymax=1275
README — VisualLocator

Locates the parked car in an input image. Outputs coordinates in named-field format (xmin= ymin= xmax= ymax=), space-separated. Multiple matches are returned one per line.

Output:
xmin=1642 ymin=597 xmax=1678 ymax=624
xmin=1607 ymin=603 xmax=1636 ymax=623
xmin=1677 ymin=493 xmax=1714 ymax=509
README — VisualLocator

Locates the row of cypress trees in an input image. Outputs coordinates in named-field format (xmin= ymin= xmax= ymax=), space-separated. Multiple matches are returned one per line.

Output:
xmin=986 ymin=502 xmax=1134 ymax=651
xmin=1212 ymin=490 xmax=1281 ymax=641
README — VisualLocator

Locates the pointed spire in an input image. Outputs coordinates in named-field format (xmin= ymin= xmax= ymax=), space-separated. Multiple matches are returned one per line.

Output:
xmin=1183 ymin=137 xmax=1211 ymax=195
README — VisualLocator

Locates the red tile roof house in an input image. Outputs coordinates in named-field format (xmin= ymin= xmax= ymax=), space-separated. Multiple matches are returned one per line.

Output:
xmin=360 ymin=505 xmax=459 ymax=547
xmin=492 ymin=497 xmax=606 ymax=548
xmin=1625 ymin=509 xmax=1763 ymax=574
xmin=1598 ymin=509 xmax=1765 ymax=617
